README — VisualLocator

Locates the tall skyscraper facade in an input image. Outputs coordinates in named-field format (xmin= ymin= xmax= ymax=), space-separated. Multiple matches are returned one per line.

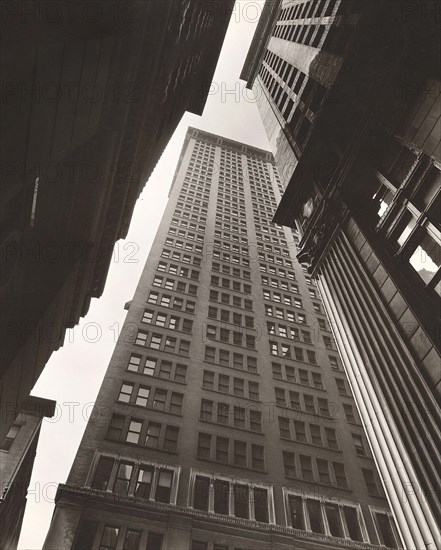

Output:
xmin=1 ymin=0 xmax=234 ymax=444
xmin=44 ymin=128 xmax=399 ymax=550
xmin=241 ymin=1 xmax=440 ymax=548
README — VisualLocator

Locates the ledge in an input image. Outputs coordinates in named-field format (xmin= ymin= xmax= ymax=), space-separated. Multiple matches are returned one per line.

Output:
xmin=55 ymin=484 xmax=387 ymax=550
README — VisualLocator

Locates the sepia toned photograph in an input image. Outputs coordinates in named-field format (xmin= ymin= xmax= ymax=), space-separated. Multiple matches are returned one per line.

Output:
xmin=0 ymin=1 xmax=439 ymax=549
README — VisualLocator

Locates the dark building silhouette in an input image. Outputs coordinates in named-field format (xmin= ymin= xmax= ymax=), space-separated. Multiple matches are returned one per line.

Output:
xmin=241 ymin=1 xmax=440 ymax=547
xmin=0 ymin=396 xmax=56 ymax=550
xmin=0 ymin=0 xmax=234 ymax=443
xmin=44 ymin=128 xmax=399 ymax=550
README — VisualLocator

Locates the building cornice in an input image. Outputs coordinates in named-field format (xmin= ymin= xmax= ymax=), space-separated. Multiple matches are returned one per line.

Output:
xmin=55 ymin=484 xmax=387 ymax=550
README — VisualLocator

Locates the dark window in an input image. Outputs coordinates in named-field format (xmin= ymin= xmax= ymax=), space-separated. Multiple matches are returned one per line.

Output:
xmin=234 ymin=484 xmax=249 ymax=518
xmin=375 ymin=512 xmax=399 ymax=548
xmin=344 ymin=506 xmax=363 ymax=541
xmin=91 ymin=457 xmax=114 ymax=491
xmin=114 ymin=462 xmax=133 ymax=495
xmin=254 ymin=488 xmax=269 ymax=522
xmin=123 ymin=529 xmax=142 ymax=550
xmin=73 ymin=520 xmax=99 ymax=549
xmin=107 ymin=414 xmax=125 ymax=441
xmin=155 ymin=469 xmax=173 ymax=503
xmin=325 ymin=504 xmax=344 ymax=537
xmin=288 ymin=495 xmax=304 ymax=529
xmin=194 ymin=475 xmax=210 ymax=511
xmin=214 ymin=479 xmax=229 ymax=515
xmin=146 ymin=533 xmax=163 ymax=550
xmin=99 ymin=526 xmax=119 ymax=550
xmin=307 ymin=499 xmax=324 ymax=533
xmin=135 ymin=465 xmax=154 ymax=499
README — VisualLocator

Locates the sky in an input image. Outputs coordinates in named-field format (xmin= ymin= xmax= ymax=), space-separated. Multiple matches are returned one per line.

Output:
xmin=18 ymin=2 xmax=271 ymax=547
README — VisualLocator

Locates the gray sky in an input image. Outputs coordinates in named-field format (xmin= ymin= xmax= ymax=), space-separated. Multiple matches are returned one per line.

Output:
xmin=19 ymin=2 xmax=270 ymax=547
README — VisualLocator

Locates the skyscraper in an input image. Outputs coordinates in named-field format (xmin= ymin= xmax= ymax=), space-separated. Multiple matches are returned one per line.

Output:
xmin=1 ymin=0 xmax=235 ymax=443
xmin=241 ymin=1 xmax=440 ymax=547
xmin=0 ymin=396 xmax=56 ymax=549
xmin=44 ymin=128 xmax=399 ymax=550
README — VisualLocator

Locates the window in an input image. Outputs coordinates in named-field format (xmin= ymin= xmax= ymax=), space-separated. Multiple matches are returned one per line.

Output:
xmin=135 ymin=331 xmax=148 ymax=346
xmin=128 ymin=354 xmax=141 ymax=372
xmin=294 ymin=421 xmax=307 ymax=442
xmin=279 ymin=417 xmax=290 ymax=439
xmin=318 ymin=398 xmax=330 ymax=417
xmin=283 ymin=451 xmax=296 ymax=477
xmin=164 ymin=336 xmax=176 ymax=352
xmin=300 ymin=455 xmax=314 ymax=482
xmin=114 ymin=462 xmax=133 ymax=495
xmin=352 ymin=433 xmax=366 ymax=456
xmin=155 ymin=469 xmax=173 ymax=503
xmin=234 ymin=406 xmax=246 ymax=428
xmin=216 ymin=437 xmax=229 ymax=463
xmin=179 ymin=340 xmax=190 ymax=356
xmin=158 ymin=361 xmax=172 ymax=379
xmin=219 ymin=349 xmax=229 ymax=366
xmin=304 ymin=394 xmax=315 ymax=414
xmin=343 ymin=506 xmax=363 ymax=541
xmin=201 ymin=400 xmax=213 ymax=422
xmin=344 ymin=403 xmax=357 ymax=423
xmin=234 ymin=440 xmax=247 ymax=466
xmin=254 ymin=487 xmax=269 ymax=522
xmin=333 ymin=462 xmax=349 ymax=489
xmin=150 ymin=334 xmax=161 ymax=349
xmin=142 ymin=310 xmax=154 ymax=324
xmin=135 ymin=465 xmax=153 ymax=498
xmin=363 ymin=468 xmax=383 ymax=497
xmin=175 ymin=364 xmax=187 ymax=383
xmin=193 ymin=476 xmax=210 ymax=511
xmin=118 ymin=383 xmax=134 ymax=403
xmin=298 ymin=369 xmax=309 ymax=386
xmin=234 ymin=484 xmax=249 ymax=518
xmin=202 ymin=370 xmax=214 ymax=390
xmin=163 ymin=425 xmax=179 ymax=452
xmin=272 ymin=363 xmax=282 ymax=379
xmin=248 ymin=381 xmax=259 ymax=400
xmin=135 ymin=386 xmax=150 ymax=407
xmin=217 ymin=403 xmax=229 ymax=424
xmin=123 ymin=529 xmax=142 ymax=550
xmin=324 ymin=428 xmax=338 ymax=450
xmin=147 ymin=291 xmax=159 ymax=303
xmin=99 ymin=526 xmax=119 ymax=550
xmin=214 ymin=479 xmax=229 ymax=514
xmin=336 ymin=378 xmax=349 ymax=395
xmin=307 ymin=499 xmax=324 ymax=534
xmin=310 ymin=424 xmax=322 ymax=446
xmin=91 ymin=456 xmax=114 ymax=490
xmin=288 ymin=495 xmax=305 ymax=529
xmin=152 ymin=389 xmax=167 ymax=411
xmin=218 ymin=374 xmax=229 ymax=393
xmin=204 ymin=346 xmax=216 ymax=362
xmin=197 ymin=433 xmax=211 ymax=459
xmin=316 ymin=458 xmax=331 ymax=485
xmin=373 ymin=511 xmax=400 ymax=548
xmin=127 ymin=420 xmax=142 ymax=444
xmin=252 ymin=444 xmax=265 ymax=470
xmin=170 ymin=393 xmax=183 ymax=415
xmin=250 ymin=410 xmax=262 ymax=432
xmin=312 ymin=373 xmax=323 ymax=389
xmin=325 ymin=503 xmax=345 ymax=537
xmin=144 ymin=358 xmax=156 ymax=376
xmin=107 ymin=414 xmax=124 ymax=441
xmin=145 ymin=422 xmax=160 ymax=448
xmin=226 ymin=375 xmax=241 ymax=397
